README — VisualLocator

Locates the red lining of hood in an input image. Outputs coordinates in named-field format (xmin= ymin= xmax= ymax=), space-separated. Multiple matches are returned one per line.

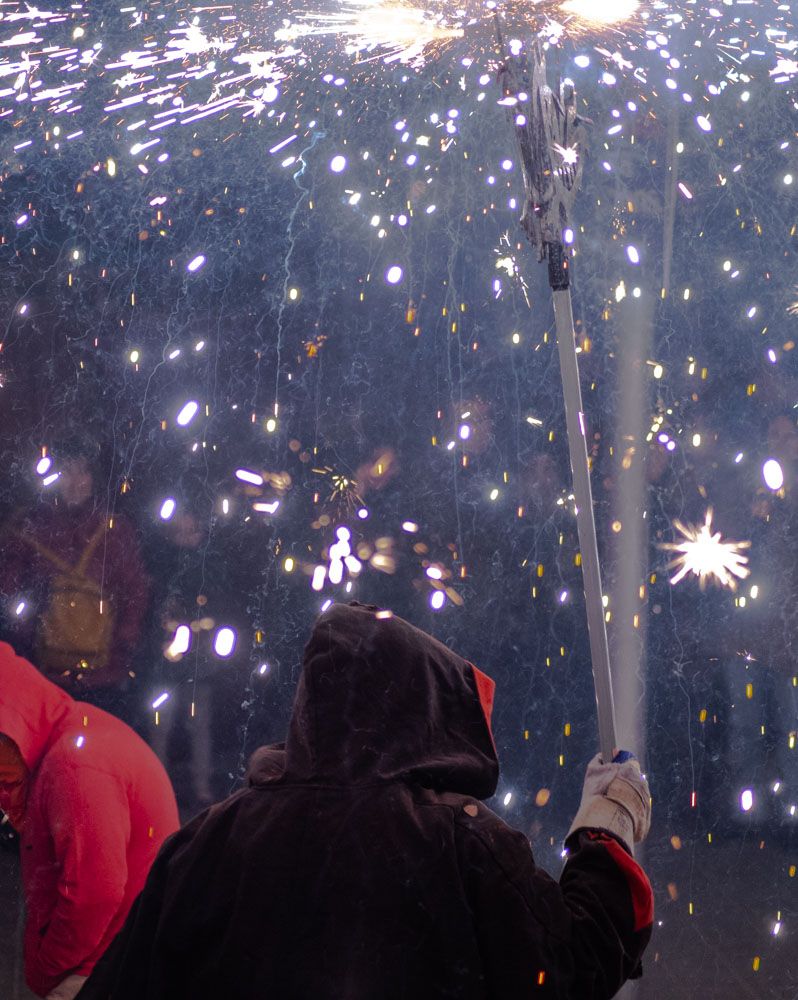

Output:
xmin=470 ymin=664 xmax=495 ymax=734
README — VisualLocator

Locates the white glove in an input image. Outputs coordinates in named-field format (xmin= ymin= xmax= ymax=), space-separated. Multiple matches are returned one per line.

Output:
xmin=46 ymin=975 xmax=88 ymax=1000
xmin=567 ymin=752 xmax=651 ymax=854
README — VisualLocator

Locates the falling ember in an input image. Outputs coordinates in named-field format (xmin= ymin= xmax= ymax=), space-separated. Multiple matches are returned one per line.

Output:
xmin=277 ymin=0 xmax=465 ymax=67
xmin=661 ymin=509 xmax=751 ymax=591
xmin=176 ymin=400 xmax=199 ymax=426
xmin=236 ymin=469 xmax=264 ymax=486
xmin=214 ymin=627 xmax=237 ymax=658
xmin=159 ymin=498 xmax=177 ymax=521
xmin=166 ymin=624 xmax=191 ymax=658
xmin=253 ymin=500 xmax=281 ymax=514
xmin=763 ymin=458 xmax=784 ymax=491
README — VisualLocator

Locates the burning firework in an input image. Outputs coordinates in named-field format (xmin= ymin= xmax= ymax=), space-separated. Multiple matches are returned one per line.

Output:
xmin=276 ymin=0 xmax=466 ymax=67
xmin=662 ymin=509 xmax=751 ymax=591
xmin=559 ymin=0 xmax=640 ymax=27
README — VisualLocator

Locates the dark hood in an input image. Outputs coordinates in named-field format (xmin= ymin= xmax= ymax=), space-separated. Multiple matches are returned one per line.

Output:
xmin=281 ymin=603 xmax=498 ymax=799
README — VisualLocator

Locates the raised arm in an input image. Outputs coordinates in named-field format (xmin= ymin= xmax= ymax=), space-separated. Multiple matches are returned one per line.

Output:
xmin=456 ymin=754 xmax=653 ymax=999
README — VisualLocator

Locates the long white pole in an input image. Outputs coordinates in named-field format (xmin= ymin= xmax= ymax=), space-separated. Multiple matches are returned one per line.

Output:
xmin=493 ymin=19 xmax=619 ymax=761
xmin=551 ymin=275 xmax=617 ymax=763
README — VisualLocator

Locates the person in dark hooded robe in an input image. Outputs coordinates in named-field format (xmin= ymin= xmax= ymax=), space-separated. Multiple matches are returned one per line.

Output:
xmin=77 ymin=602 xmax=652 ymax=1000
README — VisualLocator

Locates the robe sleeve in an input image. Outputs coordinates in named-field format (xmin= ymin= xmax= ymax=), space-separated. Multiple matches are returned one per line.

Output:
xmin=456 ymin=803 xmax=653 ymax=999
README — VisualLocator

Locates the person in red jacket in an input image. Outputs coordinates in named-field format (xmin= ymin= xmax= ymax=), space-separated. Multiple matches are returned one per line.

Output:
xmin=79 ymin=602 xmax=652 ymax=1000
xmin=0 ymin=643 xmax=179 ymax=1000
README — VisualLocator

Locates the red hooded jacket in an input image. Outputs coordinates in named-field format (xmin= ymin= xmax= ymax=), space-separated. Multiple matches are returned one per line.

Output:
xmin=79 ymin=603 xmax=652 ymax=999
xmin=0 ymin=643 xmax=179 ymax=997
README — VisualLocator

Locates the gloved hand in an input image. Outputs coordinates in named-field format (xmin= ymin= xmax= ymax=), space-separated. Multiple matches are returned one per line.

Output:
xmin=567 ymin=750 xmax=651 ymax=854
xmin=45 ymin=974 xmax=88 ymax=1000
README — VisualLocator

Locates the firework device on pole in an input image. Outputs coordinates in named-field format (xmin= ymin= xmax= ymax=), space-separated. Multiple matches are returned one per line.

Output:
xmin=496 ymin=25 xmax=618 ymax=764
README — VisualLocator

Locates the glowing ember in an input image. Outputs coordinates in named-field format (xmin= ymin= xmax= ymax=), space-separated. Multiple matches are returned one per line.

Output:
xmin=763 ymin=459 xmax=785 ymax=491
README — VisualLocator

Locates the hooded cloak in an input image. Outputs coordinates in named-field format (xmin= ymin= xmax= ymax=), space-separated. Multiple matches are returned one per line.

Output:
xmin=79 ymin=603 xmax=651 ymax=1000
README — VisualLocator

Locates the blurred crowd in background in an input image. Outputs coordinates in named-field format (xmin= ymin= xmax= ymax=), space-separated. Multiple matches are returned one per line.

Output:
xmin=2 ymin=386 xmax=798 ymax=836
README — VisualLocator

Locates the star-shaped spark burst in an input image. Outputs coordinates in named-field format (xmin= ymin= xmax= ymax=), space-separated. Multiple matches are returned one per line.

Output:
xmin=552 ymin=142 xmax=580 ymax=166
xmin=661 ymin=509 xmax=751 ymax=591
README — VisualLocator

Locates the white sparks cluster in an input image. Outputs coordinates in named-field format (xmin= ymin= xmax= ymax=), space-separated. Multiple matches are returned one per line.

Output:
xmin=560 ymin=0 xmax=640 ymax=27
xmin=662 ymin=510 xmax=751 ymax=591
xmin=276 ymin=0 xmax=465 ymax=68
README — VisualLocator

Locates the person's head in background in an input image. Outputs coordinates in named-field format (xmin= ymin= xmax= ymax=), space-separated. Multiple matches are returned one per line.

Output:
xmin=523 ymin=450 xmax=566 ymax=513
xmin=767 ymin=412 xmax=798 ymax=469
xmin=51 ymin=436 xmax=101 ymax=508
